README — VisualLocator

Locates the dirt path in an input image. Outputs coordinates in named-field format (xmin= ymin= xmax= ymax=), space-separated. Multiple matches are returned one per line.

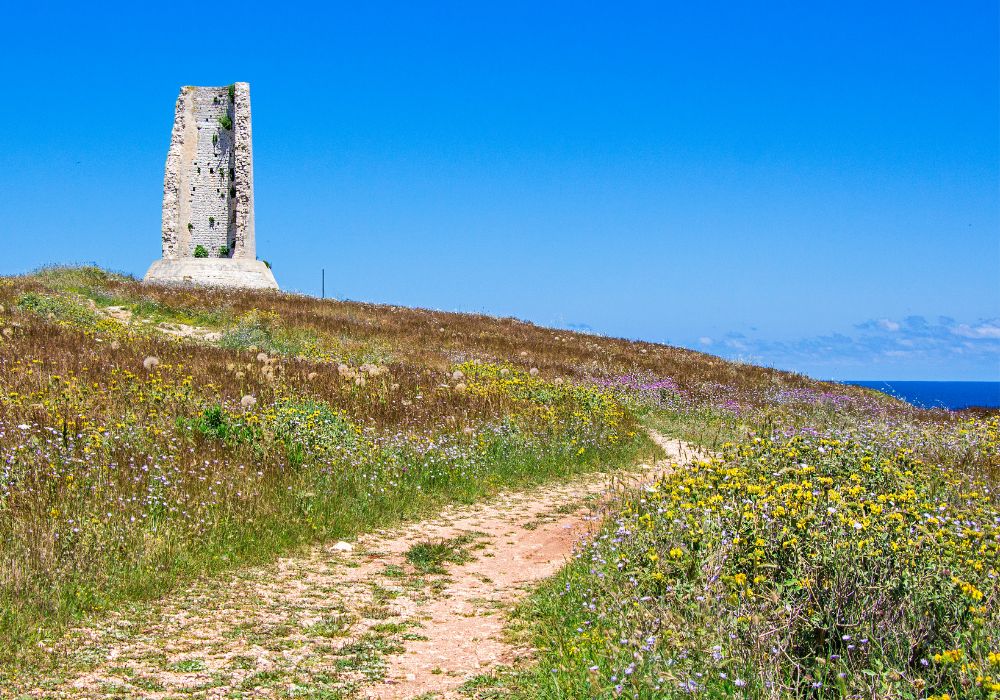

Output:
xmin=18 ymin=431 xmax=700 ymax=699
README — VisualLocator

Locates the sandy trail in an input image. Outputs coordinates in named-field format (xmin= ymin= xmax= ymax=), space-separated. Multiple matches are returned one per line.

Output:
xmin=18 ymin=431 xmax=700 ymax=699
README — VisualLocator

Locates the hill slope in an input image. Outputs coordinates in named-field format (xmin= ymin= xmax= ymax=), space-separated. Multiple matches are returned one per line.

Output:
xmin=1 ymin=267 xmax=995 ymax=698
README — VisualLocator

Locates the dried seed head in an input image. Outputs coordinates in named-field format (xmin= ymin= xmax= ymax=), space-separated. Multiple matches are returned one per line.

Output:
xmin=455 ymin=382 xmax=467 ymax=392
xmin=240 ymin=395 xmax=257 ymax=409
xmin=499 ymin=368 xmax=510 ymax=376
xmin=529 ymin=367 xmax=539 ymax=377
xmin=463 ymin=426 xmax=475 ymax=435
xmin=110 ymin=340 xmax=121 ymax=351
xmin=554 ymin=377 xmax=565 ymax=386
xmin=142 ymin=356 xmax=160 ymax=371
xmin=452 ymin=370 xmax=465 ymax=381
xmin=256 ymin=352 xmax=269 ymax=363
xmin=519 ymin=351 xmax=529 ymax=357
xmin=307 ymin=372 xmax=319 ymax=381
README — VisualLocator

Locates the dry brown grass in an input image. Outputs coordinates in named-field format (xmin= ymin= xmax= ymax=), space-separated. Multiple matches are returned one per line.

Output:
xmin=5 ymin=266 xmax=868 ymax=405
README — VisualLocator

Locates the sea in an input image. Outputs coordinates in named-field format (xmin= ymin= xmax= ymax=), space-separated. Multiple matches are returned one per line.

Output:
xmin=842 ymin=381 xmax=1000 ymax=411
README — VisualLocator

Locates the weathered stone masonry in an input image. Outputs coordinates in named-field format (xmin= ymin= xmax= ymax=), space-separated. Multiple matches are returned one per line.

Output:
xmin=147 ymin=82 xmax=276 ymax=289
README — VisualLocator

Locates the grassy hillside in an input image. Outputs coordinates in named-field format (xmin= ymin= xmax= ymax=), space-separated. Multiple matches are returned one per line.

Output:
xmin=1 ymin=266 xmax=995 ymax=698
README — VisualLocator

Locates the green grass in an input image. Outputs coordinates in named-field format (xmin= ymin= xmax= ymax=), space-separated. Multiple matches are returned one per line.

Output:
xmin=640 ymin=405 xmax=745 ymax=450
xmin=405 ymin=533 xmax=481 ymax=574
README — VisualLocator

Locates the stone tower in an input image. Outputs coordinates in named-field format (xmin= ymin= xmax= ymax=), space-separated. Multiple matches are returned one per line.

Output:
xmin=144 ymin=83 xmax=278 ymax=289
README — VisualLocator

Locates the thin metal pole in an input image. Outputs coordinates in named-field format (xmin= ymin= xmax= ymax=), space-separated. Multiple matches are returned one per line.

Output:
xmin=322 ymin=268 xmax=325 ymax=299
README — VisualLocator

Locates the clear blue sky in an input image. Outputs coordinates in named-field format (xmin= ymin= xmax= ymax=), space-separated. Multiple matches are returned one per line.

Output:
xmin=1 ymin=2 xmax=997 ymax=380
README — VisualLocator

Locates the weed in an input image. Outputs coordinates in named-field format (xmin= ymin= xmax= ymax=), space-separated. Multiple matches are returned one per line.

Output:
xmin=168 ymin=658 xmax=206 ymax=673
xmin=405 ymin=534 xmax=479 ymax=574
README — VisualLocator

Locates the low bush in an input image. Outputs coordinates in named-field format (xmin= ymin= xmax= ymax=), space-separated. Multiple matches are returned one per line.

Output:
xmin=511 ymin=416 xmax=1000 ymax=698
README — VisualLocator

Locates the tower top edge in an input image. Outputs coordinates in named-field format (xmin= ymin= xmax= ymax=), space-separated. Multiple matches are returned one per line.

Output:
xmin=180 ymin=82 xmax=250 ymax=92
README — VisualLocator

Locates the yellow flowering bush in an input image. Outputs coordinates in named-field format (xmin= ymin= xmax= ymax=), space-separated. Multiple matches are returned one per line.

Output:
xmin=521 ymin=419 xmax=1000 ymax=698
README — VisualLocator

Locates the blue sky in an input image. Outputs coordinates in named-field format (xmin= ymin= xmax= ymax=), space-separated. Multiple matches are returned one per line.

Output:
xmin=0 ymin=2 xmax=997 ymax=380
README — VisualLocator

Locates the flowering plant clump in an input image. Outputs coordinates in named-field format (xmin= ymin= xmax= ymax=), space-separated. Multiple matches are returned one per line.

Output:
xmin=518 ymin=417 xmax=1000 ymax=698
xmin=456 ymin=361 xmax=636 ymax=449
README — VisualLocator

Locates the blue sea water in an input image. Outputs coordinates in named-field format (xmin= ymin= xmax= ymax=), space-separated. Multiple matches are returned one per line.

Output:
xmin=843 ymin=381 xmax=1000 ymax=410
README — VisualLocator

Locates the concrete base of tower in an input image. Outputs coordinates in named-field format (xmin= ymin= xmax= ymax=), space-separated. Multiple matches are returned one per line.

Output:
xmin=144 ymin=258 xmax=279 ymax=290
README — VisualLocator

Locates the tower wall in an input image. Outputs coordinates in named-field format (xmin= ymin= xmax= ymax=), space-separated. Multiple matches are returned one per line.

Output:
xmin=232 ymin=83 xmax=255 ymax=259
xmin=149 ymin=82 xmax=275 ymax=289
xmin=160 ymin=84 xmax=254 ymax=260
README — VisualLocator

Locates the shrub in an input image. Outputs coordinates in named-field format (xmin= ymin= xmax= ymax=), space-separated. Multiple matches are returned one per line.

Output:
xmin=218 ymin=114 xmax=232 ymax=130
xmin=187 ymin=404 xmax=260 ymax=443
xmin=193 ymin=245 xmax=209 ymax=258
xmin=515 ymin=419 xmax=1000 ymax=698
xmin=218 ymin=246 xmax=230 ymax=257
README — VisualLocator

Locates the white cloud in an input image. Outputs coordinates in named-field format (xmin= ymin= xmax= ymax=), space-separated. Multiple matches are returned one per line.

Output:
xmin=952 ymin=322 xmax=1000 ymax=339
xmin=698 ymin=315 xmax=1000 ymax=378
xmin=698 ymin=336 xmax=713 ymax=346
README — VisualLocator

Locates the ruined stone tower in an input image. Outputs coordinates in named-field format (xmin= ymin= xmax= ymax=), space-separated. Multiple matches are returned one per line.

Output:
xmin=144 ymin=83 xmax=278 ymax=289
